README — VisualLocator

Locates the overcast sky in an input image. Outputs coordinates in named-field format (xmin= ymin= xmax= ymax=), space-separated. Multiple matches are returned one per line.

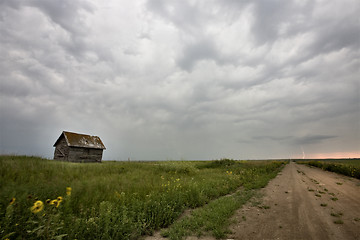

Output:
xmin=1 ymin=0 xmax=359 ymax=160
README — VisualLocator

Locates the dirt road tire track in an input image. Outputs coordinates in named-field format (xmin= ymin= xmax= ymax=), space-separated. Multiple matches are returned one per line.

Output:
xmin=230 ymin=161 xmax=360 ymax=240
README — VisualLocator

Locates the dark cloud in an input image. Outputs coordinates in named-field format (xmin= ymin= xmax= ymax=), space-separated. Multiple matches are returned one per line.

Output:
xmin=177 ymin=39 xmax=219 ymax=71
xmin=253 ymin=135 xmax=292 ymax=142
xmin=250 ymin=0 xmax=294 ymax=44
xmin=252 ymin=134 xmax=338 ymax=146
xmin=293 ymin=135 xmax=337 ymax=145
xmin=30 ymin=0 xmax=94 ymax=33
xmin=0 ymin=0 xmax=359 ymax=160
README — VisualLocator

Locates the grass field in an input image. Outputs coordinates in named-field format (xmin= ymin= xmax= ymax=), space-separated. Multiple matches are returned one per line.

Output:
xmin=0 ymin=156 xmax=286 ymax=239
xmin=296 ymin=159 xmax=360 ymax=179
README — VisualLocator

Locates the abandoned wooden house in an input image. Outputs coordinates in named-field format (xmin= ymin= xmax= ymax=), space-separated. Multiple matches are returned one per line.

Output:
xmin=53 ymin=131 xmax=106 ymax=163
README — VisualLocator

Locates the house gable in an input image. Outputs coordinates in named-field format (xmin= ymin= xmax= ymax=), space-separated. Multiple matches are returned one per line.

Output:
xmin=53 ymin=131 xmax=106 ymax=149
xmin=53 ymin=131 xmax=105 ymax=163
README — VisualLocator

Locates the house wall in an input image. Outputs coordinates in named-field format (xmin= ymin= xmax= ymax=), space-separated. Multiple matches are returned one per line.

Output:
xmin=54 ymin=136 xmax=70 ymax=161
xmin=68 ymin=147 xmax=103 ymax=163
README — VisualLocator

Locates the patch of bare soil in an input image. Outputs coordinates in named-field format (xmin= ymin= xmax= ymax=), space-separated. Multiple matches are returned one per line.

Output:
xmin=229 ymin=161 xmax=360 ymax=240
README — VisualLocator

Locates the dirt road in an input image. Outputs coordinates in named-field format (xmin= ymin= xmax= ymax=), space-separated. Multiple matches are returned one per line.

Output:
xmin=230 ymin=161 xmax=360 ymax=240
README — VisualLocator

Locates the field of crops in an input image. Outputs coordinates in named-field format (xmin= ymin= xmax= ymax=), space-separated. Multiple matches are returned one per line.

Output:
xmin=296 ymin=159 xmax=360 ymax=179
xmin=0 ymin=156 xmax=286 ymax=240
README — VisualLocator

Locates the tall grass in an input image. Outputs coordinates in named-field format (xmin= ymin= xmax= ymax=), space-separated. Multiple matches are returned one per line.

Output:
xmin=162 ymin=161 xmax=283 ymax=239
xmin=297 ymin=159 xmax=360 ymax=179
xmin=0 ymin=156 xmax=285 ymax=239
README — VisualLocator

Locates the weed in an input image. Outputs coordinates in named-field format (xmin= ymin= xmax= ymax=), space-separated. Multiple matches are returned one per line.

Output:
xmin=296 ymin=169 xmax=305 ymax=175
xmin=259 ymin=205 xmax=270 ymax=209
xmin=320 ymin=203 xmax=327 ymax=207
xmin=330 ymin=197 xmax=338 ymax=201
xmin=336 ymin=182 xmax=343 ymax=185
xmin=308 ymin=188 xmax=315 ymax=192
xmin=296 ymin=169 xmax=306 ymax=175
xmin=328 ymin=192 xmax=335 ymax=196
xmin=333 ymin=219 xmax=344 ymax=224
xmin=354 ymin=218 xmax=360 ymax=222
xmin=315 ymin=193 xmax=321 ymax=197
xmin=242 ymin=215 xmax=246 ymax=221
xmin=310 ymin=178 xmax=319 ymax=184
xmin=330 ymin=212 xmax=343 ymax=217
xmin=324 ymin=188 xmax=328 ymax=192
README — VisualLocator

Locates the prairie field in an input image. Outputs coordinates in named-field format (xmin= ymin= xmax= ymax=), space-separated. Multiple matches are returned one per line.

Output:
xmin=0 ymin=156 xmax=286 ymax=240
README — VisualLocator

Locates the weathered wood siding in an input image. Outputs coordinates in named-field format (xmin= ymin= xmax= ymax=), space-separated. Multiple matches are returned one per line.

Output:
xmin=54 ymin=135 xmax=103 ymax=163
xmin=67 ymin=147 xmax=103 ymax=163
xmin=54 ymin=136 xmax=69 ymax=161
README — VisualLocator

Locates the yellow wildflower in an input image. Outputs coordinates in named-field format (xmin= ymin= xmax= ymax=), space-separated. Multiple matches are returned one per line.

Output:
xmin=57 ymin=196 xmax=63 ymax=202
xmin=115 ymin=191 xmax=121 ymax=198
xmin=50 ymin=199 xmax=61 ymax=208
xmin=9 ymin=197 xmax=16 ymax=205
xmin=66 ymin=187 xmax=72 ymax=196
xmin=31 ymin=200 xmax=44 ymax=214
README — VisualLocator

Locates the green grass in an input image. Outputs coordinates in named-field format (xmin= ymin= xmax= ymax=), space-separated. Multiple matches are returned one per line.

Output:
xmin=0 ymin=156 xmax=286 ymax=240
xmin=333 ymin=219 xmax=344 ymax=224
xmin=162 ymin=163 xmax=282 ymax=240
xmin=296 ymin=159 xmax=360 ymax=179
xmin=161 ymin=190 xmax=255 ymax=240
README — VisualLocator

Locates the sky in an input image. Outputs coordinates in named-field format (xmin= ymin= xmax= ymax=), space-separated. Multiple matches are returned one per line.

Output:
xmin=0 ymin=0 xmax=359 ymax=160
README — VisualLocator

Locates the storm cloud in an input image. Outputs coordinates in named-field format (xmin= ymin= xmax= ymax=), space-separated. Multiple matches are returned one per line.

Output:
xmin=1 ymin=0 xmax=359 ymax=160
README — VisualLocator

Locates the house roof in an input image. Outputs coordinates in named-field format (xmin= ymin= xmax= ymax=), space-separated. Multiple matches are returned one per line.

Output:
xmin=53 ymin=131 xmax=106 ymax=149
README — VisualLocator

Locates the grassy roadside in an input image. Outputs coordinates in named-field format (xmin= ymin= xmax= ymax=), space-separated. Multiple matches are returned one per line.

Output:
xmin=161 ymin=190 xmax=255 ymax=240
xmin=1 ymin=156 xmax=286 ymax=239
xmin=296 ymin=160 xmax=360 ymax=179
xmin=161 ymin=161 xmax=283 ymax=239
